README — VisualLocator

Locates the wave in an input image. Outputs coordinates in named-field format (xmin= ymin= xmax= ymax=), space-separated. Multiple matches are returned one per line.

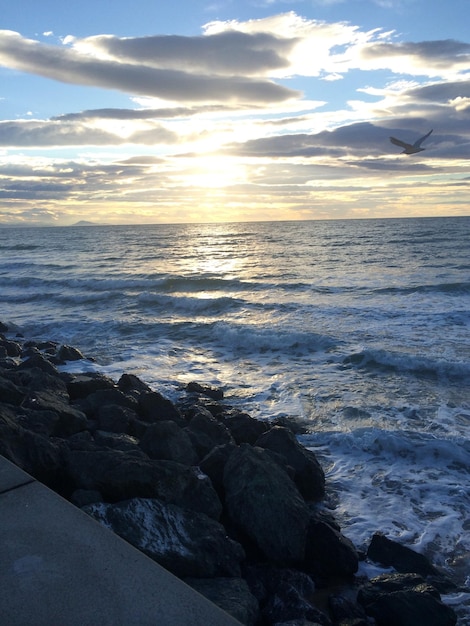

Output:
xmin=372 ymin=282 xmax=470 ymax=296
xmin=343 ymin=348 xmax=470 ymax=380
xmin=136 ymin=292 xmax=245 ymax=315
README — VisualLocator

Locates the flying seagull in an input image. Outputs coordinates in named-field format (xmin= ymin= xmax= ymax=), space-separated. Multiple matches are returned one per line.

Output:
xmin=390 ymin=129 xmax=433 ymax=154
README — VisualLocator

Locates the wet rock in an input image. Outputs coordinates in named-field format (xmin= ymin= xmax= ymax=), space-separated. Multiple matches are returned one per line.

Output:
xmin=367 ymin=532 xmax=438 ymax=577
xmin=358 ymin=572 xmax=457 ymax=626
xmin=95 ymin=404 xmax=137 ymax=434
xmin=185 ymin=577 xmax=259 ymax=626
xmin=186 ymin=381 xmax=224 ymax=400
xmin=57 ymin=344 xmax=86 ymax=362
xmin=117 ymin=373 xmax=152 ymax=394
xmin=255 ymin=426 xmax=325 ymax=501
xmin=224 ymin=444 xmax=310 ymax=564
xmin=84 ymin=497 xmax=244 ymax=578
xmin=303 ymin=516 xmax=359 ymax=582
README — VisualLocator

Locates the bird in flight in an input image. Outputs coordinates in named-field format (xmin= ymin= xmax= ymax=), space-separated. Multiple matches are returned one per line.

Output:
xmin=390 ymin=129 xmax=433 ymax=154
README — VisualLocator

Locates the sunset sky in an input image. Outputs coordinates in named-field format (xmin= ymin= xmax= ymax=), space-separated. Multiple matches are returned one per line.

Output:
xmin=1 ymin=0 xmax=469 ymax=226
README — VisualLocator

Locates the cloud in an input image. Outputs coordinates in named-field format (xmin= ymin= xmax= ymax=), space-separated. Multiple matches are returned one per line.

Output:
xmin=0 ymin=29 xmax=299 ymax=104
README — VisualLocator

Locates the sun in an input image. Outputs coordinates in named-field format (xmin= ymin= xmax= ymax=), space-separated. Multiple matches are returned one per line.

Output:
xmin=182 ymin=155 xmax=246 ymax=189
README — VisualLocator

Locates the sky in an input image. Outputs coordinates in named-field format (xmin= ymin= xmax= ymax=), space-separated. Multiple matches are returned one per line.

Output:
xmin=1 ymin=0 xmax=470 ymax=226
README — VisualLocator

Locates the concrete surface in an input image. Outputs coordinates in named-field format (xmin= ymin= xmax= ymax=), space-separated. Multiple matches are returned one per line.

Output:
xmin=0 ymin=455 xmax=242 ymax=625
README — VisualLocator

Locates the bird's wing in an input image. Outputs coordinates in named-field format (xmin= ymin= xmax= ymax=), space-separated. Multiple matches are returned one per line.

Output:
xmin=413 ymin=129 xmax=433 ymax=148
xmin=390 ymin=136 xmax=410 ymax=149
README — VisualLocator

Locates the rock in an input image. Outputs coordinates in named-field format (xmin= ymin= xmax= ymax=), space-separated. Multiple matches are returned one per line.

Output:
xmin=93 ymin=431 xmax=142 ymax=454
xmin=17 ymin=352 xmax=60 ymax=377
xmin=0 ymin=375 xmax=25 ymax=405
xmin=358 ymin=572 xmax=457 ymax=626
xmin=199 ymin=443 xmax=237 ymax=499
xmin=223 ymin=409 xmax=269 ymax=445
xmin=185 ymin=577 xmax=259 ymax=626
xmin=255 ymin=426 xmax=325 ymax=501
xmin=57 ymin=344 xmax=86 ymax=362
xmin=0 ymin=321 xmax=9 ymax=333
xmin=0 ymin=403 xmax=66 ymax=492
xmin=23 ymin=389 xmax=88 ymax=437
xmin=0 ymin=338 xmax=22 ymax=357
xmin=117 ymin=373 xmax=152 ymax=394
xmin=70 ymin=489 xmax=103 ymax=507
xmin=79 ymin=388 xmax=138 ymax=417
xmin=64 ymin=372 xmax=116 ymax=400
xmin=186 ymin=407 xmax=235 ymax=458
xmin=139 ymin=421 xmax=199 ymax=465
xmin=367 ymin=533 xmax=438 ymax=577
xmin=138 ymin=390 xmax=183 ymax=424
xmin=84 ymin=498 xmax=244 ymax=579
xmin=224 ymin=444 xmax=310 ymax=564
xmin=95 ymin=404 xmax=137 ymax=434
xmin=186 ymin=381 xmax=224 ymax=400
xmin=303 ymin=516 xmax=359 ymax=582
xmin=65 ymin=450 xmax=222 ymax=519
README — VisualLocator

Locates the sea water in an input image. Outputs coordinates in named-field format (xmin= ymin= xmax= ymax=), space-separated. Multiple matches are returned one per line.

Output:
xmin=1 ymin=217 xmax=469 ymax=620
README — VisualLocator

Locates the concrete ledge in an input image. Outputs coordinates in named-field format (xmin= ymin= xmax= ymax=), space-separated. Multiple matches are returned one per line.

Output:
xmin=0 ymin=455 xmax=241 ymax=625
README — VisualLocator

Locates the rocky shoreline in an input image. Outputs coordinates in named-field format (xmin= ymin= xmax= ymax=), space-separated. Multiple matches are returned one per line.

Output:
xmin=0 ymin=323 xmax=460 ymax=625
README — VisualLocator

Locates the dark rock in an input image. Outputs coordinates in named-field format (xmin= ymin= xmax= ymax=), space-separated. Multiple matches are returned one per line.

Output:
xmin=79 ymin=388 xmax=138 ymax=417
xmin=367 ymin=533 xmax=438 ymax=577
xmin=0 ymin=375 xmax=25 ymax=405
xmin=93 ymin=431 xmax=142 ymax=454
xmin=255 ymin=426 xmax=325 ymax=501
xmin=303 ymin=517 xmax=359 ymax=581
xmin=358 ymin=572 xmax=457 ymax=626
xmin=65 ymin=450 xmax=222 ymax=519
xmin=57 ymin=344 xmax=86 ymax=362
xmin=199 ymin=443 xmax=237 ymax=499
xmin=117 ymin=373 xmax=152 ymax=394
xmin=262 ymin=585 xmax=331 ymax=626
xmin=185 ymin=577 xmax=259 ymax=626
xmin=186 ymin=381 xmax=224 ymax=400
xmin=17 ymin=352 xmax=60 ymax=377
xmin=95 ymin=404 xmax=136 ymax=434
xmin=138 ymin=390 xmax=183 ymax=424
xmin=139 ymin=421 xmax=199 ymax=465
xmin=23 ymin=389 xmax=88 ymax=437
xmin=223 ymin=409 xmax=269 ymax=445
xmin=0 ymin=403 xmax=66 ymax=492
xmin=224 ymin=444 xmax=310 ymax=564
xmin=328 ymin=594 xmax=368 ymax=623
xmin=70 ymin=489 xmax=103 ymax=507
xmin=64 ymin=372 xmax=117 ymax=400
xmin=245 ymin=565 xmax=316 ymax=606
xmin=0 ymin=321 xmax=9 ymax=333
xmin=84 ymin=497 xmax=244 ymax=578
xmin=186 ymin=407 xmax=234 ymax=458
xmin=0 ymin=338 xmax=22 ymax=357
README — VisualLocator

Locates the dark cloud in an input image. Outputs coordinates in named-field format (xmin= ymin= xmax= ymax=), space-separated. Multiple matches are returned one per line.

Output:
xmin=52 ymin=105 xmax=234 ymax=121
xmin=363 ymin=39 xmax=470 ymax=68
xmin=0 ymin=30 xmax=299 ymax=104
xmin=0 ymin=119 xmax=177 ymax=147
xmin=85 ymin=31 xmax=295 ymax=75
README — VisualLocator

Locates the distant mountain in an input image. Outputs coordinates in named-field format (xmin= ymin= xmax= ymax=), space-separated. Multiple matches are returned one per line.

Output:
xmin=70 ymin=220 xmax=98 ymax=226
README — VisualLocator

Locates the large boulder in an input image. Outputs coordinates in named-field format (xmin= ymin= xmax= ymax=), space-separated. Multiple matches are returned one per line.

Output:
xmin=0 ymin=403 xmax=66 ymax=492
xmin=185 ymin=578 xmax=259 ymax=626
xmin=138 ymin=390 xmax=183 ymax=424
xmin=222 ymin=409 xmax=269 ymax=445
xmin=65 ymin=449 xmax=222 ymax=519
xmin=303 ymin=515 xmax=359 ymax=581
xmin=255 ymin=426 xmax=325 ymax=501
xmin=139 ymin=420 xmax=199 ymax=465
xmin=84 ymin=498 xmax=244 ymax=579
xmin=358 ymin=572 xmax=457 ymax=626
xmin=224 ymin=444 xmax=310 ymax=564
xmin=186 ymin=407 xmax=235 ymax=458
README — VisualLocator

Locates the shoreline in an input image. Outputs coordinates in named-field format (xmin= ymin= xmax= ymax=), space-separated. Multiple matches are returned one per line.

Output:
xmin=0 ymin=323 xmax=461 ymax=625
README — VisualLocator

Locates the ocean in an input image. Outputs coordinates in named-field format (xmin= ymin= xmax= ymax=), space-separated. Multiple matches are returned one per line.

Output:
xmin=1 ymin=217 xmax=469 ymax=621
